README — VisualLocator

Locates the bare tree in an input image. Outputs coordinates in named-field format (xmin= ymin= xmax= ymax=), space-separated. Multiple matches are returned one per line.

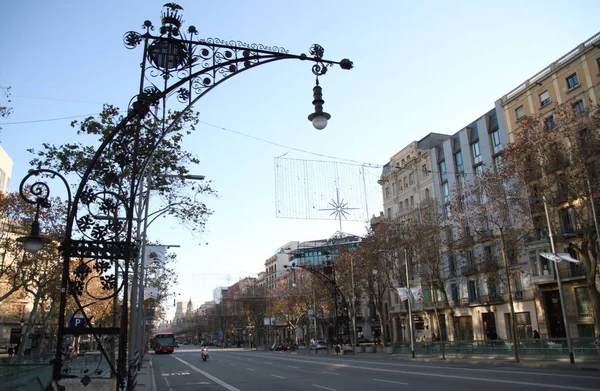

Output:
xmin=501 ymin=103 xmax=600 ymax=343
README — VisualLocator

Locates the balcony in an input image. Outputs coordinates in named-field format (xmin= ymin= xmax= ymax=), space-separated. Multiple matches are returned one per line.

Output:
xmin=514 ymin=290 xmax=524 ymax=300
xmin=477 ymin=229 xmax=494 ymax=242
xmin=478 ymin=257 xmax=498 ymax=273
xmin=461 ymin=263 xmax=476 ymax=276
xmin=546 ymin=154 xmax=569 ymax=172
xmin=524 ymin=166 xmax=542 ymax=181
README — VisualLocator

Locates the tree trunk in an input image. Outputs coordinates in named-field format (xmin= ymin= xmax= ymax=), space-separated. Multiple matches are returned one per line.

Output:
xmin=588 ymin=276 xmax=600 ymax=346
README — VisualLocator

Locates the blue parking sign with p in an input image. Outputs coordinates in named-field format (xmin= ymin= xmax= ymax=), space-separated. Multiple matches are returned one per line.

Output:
xmin=70 ymin=316 xmax=86 ymax=328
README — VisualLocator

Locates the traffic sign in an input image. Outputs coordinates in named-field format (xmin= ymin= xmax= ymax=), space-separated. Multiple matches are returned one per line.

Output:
xmin=69 ymin=315 xmax=86 ymax=328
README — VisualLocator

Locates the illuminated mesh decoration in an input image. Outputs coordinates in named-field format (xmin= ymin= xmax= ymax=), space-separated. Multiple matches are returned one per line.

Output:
xmin=275 ymin=158 xmax=382 ymax=222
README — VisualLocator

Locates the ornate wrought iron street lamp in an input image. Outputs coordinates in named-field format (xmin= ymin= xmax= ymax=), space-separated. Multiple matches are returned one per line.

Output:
xmin=17 ymin=4 xmax=352 ymax=390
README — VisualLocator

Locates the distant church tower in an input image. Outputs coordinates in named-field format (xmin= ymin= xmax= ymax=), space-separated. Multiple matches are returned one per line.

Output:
xmin=186 ymin=298 xmax=193 ymax=314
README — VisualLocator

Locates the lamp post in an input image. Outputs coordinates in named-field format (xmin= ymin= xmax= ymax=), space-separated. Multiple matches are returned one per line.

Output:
xmin=17 ymin=4 xmax=352 ymax=389
xmin=541 ymin=196 xmax=575 ymax=364
xmin=350 ymin=254 xmax=357 ymax=355
xmin=404 ymin=249 xmax=415 ymax=359
xmin=508 ymin=195 xmax=575 ymax=364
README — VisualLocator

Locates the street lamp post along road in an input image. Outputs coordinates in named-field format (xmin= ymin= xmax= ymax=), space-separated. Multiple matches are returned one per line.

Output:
xmin=17 ymin=4 xmax=352 ymax=390
xmin=541 ymin=196 xmax=575 ymax=364
xmin=508 ymin=195 xmax=575 ymax=364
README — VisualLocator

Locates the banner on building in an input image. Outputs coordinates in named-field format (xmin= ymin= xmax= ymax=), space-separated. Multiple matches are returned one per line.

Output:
xmin=144 ymin=287 xmax=158 ymax=300
xmin=410 ymin=287 xmax=424 ymax=301
xmin=397 ymin=287 xmax=409 ymax=301
xmin=145 ymin=246 xmax=167 ymax=265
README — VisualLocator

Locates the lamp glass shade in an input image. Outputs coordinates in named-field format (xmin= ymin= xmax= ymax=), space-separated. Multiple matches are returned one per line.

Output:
xmin=24 ymin=237 xmax=46 ymax=253
xmin=311 ymin=116 xmax=328 ymax=130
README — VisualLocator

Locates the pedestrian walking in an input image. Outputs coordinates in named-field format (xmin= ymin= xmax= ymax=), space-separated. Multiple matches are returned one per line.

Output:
xmin=8 ymin=345 xmax=14 ymax=358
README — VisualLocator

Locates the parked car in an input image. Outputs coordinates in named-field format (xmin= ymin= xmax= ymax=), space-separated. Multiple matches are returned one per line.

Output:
xmin=310 ymin=340 xmax=327 ymax=350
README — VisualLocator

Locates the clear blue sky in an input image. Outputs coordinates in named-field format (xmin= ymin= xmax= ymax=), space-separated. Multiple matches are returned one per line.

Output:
xmin=2 ymin=1 xmax=599 ymax=318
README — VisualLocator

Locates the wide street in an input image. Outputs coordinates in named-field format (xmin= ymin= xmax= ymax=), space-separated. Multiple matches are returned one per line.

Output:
xmin=150 ymin=346 xmax=600 ymax=391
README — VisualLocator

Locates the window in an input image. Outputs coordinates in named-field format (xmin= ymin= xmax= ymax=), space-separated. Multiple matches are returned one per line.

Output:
xmin=512 ymin=274 xmax=523 ymax=299
xmin=409 ymin=172 xmax=415 ymax=185
xmin=404 ymin=177 xmax=408 ymax=188
xmin=454 ymin=151 xmax=464 ymax=173
xmin=596 ymin=57 xmax=600 ymax=73
xmin=565 ymin=72 xmax=579 ymax=90
xmin=471 ymin=141 xmax=482 ymax=164
xmin=573 ymin=99 xmax=585 ymax=115
xmin=385 ymin=187 xmax=390 ymax=199
xmin=424 ymin=188 xmax=430 ymax=200
xmin=442 ymin=182 xmax=450 ymax=204
xmin=468 ymin=280 xmax=477 ymax=302
xmin=410 ymin=195 xmax=414 ymax=206
xmin=505 ymin=312 xmax=533 ymax=340
xmin=439 ymin=161 xmax=447 ymax=182
xmin=559 ymin=208 xmax=575 ymax=234
xmin=475 ymin=164 xmax=484 ymax=176
xmin=399 ymin=201 xmax=403 ymax=210
xmin=422 ymin=164 xmax=428 ymax=176
xmin=487 ymin=277 xmax=498 ymax=300
xmin=539 ymin=90 xmax=551 ymax=107
xmin=387 ymin=207 xmax=391 ymax=217
xmin=544 ymin=115 xmax=555 ymax=130
xmin=575 ymin=287 xmax=593 ymax=318
xmin=490 ymin=130 xmax=501 ymax=154
xmin=493 ymin=155 xmax=502 ymax=173
xmin=451 ymin=283 xmax=459 ymax=302
xmin=515 ymin=105 xmax=525 ymax=120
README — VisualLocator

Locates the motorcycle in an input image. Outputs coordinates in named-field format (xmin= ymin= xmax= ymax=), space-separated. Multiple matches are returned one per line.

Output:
xmin=201 ymin=348 xmax=209 ymax=362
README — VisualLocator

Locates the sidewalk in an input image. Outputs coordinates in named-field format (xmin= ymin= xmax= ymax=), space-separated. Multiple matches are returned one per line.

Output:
xmin=289 ymin=346 xmax=600 ymax=371
xmin=136 ymin=353 xmax=156 ymax=391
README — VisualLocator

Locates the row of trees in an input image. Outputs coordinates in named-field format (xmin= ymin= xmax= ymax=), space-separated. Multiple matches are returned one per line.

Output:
xmin=176 ymin=102 xmax=600 ymax=351
xmin=0 ymin=104 xmax=217 ymax=355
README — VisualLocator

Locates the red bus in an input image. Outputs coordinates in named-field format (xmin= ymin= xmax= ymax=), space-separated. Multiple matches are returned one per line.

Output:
xmin=152 ymin=333 xmax=175 ymax=354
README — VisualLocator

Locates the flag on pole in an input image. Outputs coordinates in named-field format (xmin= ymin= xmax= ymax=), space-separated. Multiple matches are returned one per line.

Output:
xmin=397 ymin=287 xmax=409 ymax=301
xmin=556 ymin=253 xmax=580 ymax=263
xmin=145 ymin=245 xmax=167 ymax=265
xmin=410 ymin=287 xmax=424 ymax=301
xmin=144 ymin=287 xmax=158 ymax=300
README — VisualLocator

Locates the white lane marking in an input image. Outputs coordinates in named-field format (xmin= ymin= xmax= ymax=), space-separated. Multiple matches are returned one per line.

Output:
xmin=246 ymin=368 xmax=255 ymax=371
xmin=186 ymin=382 xmax=211 ymax=385
xmin=149 ymin=358 xmax=157 ymax=391
xmin=173 ymin=355 xmax=242 ymax=391
xmin=374 ymin=378 xmax=409 ymax=385
xmin=288 ymin=365 xmax=299 ymax=369
xmin=264 ymin=361 xmax=273 ymax=364
xmin=312 ymin=384 xmax=337 ymax=391
xmin=342 ymin=365 xmax=597 ymax=391
xmin=230 ymin=363 xmax=236 ymax=366
xmin=242 ymin=354 xmax=598 ymax=390
xmin=322 ymin=371 xmax=340 ymax=375
xmin=251 ymin=352 xmax=600 ymax=380
xmin=271 ymin=374 xmax=285 ymax=379
xmin=163 ymin=373 xmax=174 ymax=391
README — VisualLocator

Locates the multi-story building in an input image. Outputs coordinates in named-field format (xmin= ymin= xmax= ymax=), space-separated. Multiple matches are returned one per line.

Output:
xmin=376 ymin=108 xmax=540 ymax=343
xmin=379 ymin=134 xmax=449 ymax=221
xmin=0 ymin=146 xmax=13 ymax=193
xmin=264 ymin=241 xmax=298 ymax=290
xmin=430 ymin=108 xmax=538 ymax=342
xmin=495 ymin=31 xmax=600 ymax=340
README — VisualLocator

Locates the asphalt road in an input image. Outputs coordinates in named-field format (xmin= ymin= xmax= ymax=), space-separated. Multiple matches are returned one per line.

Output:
xmin=151 ymin=346 xmax=600 ymax=391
